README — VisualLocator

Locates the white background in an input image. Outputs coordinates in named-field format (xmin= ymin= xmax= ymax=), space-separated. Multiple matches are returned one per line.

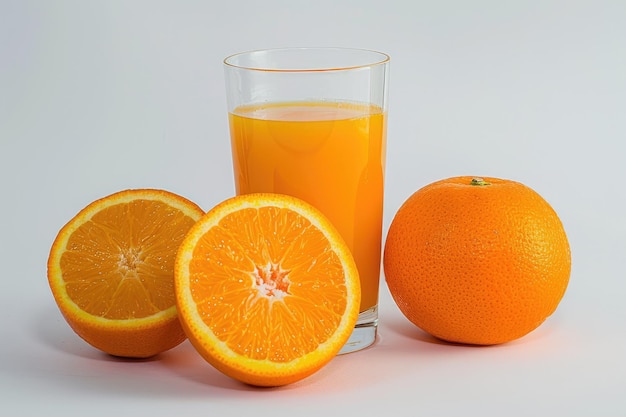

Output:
xmin=1 ymin=0 xmax=625 ymax=415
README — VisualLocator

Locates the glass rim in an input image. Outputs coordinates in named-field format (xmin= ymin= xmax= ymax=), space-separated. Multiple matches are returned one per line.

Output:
xmin=223 ymin=47 xmax=390 ymax=73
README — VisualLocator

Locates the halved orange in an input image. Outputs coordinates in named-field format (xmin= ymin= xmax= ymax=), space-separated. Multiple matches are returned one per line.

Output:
xmin=47 ymin=189 xmax=205 ymax=358
xmin=174 ymin=193 xmax=360 ymax=386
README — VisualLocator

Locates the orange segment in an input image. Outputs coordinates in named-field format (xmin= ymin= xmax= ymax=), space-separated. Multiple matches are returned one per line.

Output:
xmin=175 ymin=193 xmax=360 ymax=386
xmin=47 ymin=189 xmax=205 ymax=358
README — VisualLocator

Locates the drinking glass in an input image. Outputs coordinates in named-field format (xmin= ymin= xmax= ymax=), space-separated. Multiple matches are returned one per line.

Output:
xmin=223 ymin=47 xmax=390 ymax=354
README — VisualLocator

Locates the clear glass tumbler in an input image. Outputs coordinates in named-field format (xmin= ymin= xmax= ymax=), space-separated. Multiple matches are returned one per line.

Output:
xmin=223 ymin=47 xmax=390 ymax=354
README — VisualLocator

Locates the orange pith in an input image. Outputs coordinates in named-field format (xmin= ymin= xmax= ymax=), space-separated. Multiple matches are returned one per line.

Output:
xmin=175 ymin=193 xmax=360 ymax=387
xmin=47 ymin=189 xmax=205 ymax=358
xmin=383 ymin=176 xmax=571 ymax=345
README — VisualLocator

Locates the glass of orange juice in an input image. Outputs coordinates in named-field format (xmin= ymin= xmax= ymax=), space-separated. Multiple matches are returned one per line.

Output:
xmin=223 ymin=47 xmax=389 ymax=354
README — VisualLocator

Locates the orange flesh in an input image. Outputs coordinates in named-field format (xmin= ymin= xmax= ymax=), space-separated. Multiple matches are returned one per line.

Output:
xmin=188 ymin=206 xmax=349 ymax=362
xmin=60 ymin=200 xmax=198 ymax=320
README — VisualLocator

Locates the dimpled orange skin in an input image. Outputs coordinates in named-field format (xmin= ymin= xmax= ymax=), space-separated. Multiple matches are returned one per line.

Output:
xmin=383 ymin=176 xmax=571 ymax=345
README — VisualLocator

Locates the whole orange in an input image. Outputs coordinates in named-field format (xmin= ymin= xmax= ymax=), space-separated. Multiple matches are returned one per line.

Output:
xmin=383 ymin=176 xmax=571 ymax=345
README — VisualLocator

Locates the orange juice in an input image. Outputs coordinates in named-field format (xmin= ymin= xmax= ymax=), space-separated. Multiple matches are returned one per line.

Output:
xmin=229 ymin=101 xmax=386 ymax=312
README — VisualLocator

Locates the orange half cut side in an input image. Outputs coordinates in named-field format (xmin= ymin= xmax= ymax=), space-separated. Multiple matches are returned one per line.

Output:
xmin=47 ymin=189 xmax=205 ymax=358
xmin=175 ymin=193 xmax=360 ymax=386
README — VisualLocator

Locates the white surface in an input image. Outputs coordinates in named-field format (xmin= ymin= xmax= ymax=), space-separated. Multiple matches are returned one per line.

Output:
xmin=1 ymin=1 xmax=625 ymax=415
